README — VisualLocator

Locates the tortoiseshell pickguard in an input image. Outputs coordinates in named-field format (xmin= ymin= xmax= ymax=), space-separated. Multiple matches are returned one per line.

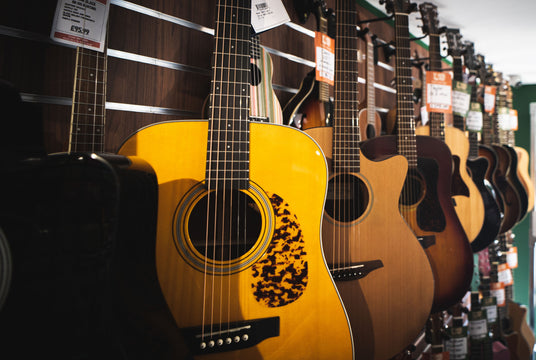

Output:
xmin=251 ymin=193 xmax=308 ymax=307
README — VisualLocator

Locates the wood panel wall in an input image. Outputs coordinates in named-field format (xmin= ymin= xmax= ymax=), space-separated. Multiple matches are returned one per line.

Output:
xmin=0 ymin=0 xmax=442 ymax=156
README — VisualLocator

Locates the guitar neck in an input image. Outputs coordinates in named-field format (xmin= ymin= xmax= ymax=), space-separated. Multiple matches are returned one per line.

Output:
xmin=365 ymin=37 xmax=375 ymax=119
xmin=206 ymin=0 xmax=251 ymax=191
xmin=333 ymin=0 xmax=360 ymax=174
xmin=452 ymin=56 xmax=466 ymax=132
xmin=69 ymin=46 xmax=107 ymax=153
xmin=394 ymin=12 xmax=418 ymax=169
xmin=318 ymin=14 xmax=330 ymax=103
xmin=428 ymin=33 xmax=445 ymax=141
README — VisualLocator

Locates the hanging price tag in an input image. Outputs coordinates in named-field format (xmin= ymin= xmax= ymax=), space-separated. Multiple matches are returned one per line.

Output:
xmin=469 ymin=309 xmax=488 ymax=340
xmin=490 ymin=282 xmax=506 ymax=306
xmin=315 ymin=32 xmax=335 ymax=86
xmin=509 ymin=109 xmax=519 ymax=131
xmin=421 ymin=106 xmax=429 ymax=126
xmin=484 ymin=86 xmax=496 ymax=113
xmin=452 ymin=81 xmax=472 ymax=117
xmin=466 ymin=102 xmax=483 ymax=132
xmin=498 ymin=107 xmax=511 ymax=130
xmin=481 ymin=297 xmax=498 ymax=324
xmin=251 ymin=0 xmax=290 ymax=33
xmin=50 ymin=0 xmax=110 ymax=52
xmin=426 ymin=71 xmax=453 ymax=113
xmin=498 ymin=263 xmax=513 ymax=286
xmin=445 ymin=326 xmax=468 ymax=360
xmin=507 ymin=247 xmax=518 ymax=269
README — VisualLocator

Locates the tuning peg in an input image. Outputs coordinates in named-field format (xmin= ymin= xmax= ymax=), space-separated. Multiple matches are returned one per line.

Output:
xmin=438 ymin=26 xmax=447 ymax=34
xmin=409 ymin=3 xmax=418 ymax=13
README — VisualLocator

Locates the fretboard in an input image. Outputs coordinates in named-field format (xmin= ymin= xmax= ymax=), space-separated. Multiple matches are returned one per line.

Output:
xmin=333 ymin=0 xmax=360 ymax=174
xmin=365 ymin=37 xmax=375 ymax=126
xmin=318 ymin=15 xmax=330 ymax=103
xmin=428 ymin=33 xmax=445 ymax=141
xmin=394 ymin=13 xmax=417 ymax=168
xmin=452 ymin=56 xmax=466 ymax=131
xmin=467 ymin=76 xmax=479 ymax=159
xmin=69 ymin=46 xmax=107 ymax=153
xmin=206 ymin=0 xmax=251 ymax=190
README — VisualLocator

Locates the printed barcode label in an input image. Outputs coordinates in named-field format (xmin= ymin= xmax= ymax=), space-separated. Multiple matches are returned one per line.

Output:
xmin=255 ymin=2 xmax=268 ymax=10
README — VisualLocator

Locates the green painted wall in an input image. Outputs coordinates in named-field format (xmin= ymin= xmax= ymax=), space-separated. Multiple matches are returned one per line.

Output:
xmin=512 ymin=85 xmax=535 ymax=313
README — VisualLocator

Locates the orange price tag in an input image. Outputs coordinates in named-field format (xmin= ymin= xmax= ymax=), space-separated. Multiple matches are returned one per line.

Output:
xmin=484 ymin=86 xmax=496 ymax=113
xmin=510 ymin=109 xmax=519 ymax=130
xmin=314 ymin=32 xmax=335 ymax=86
xmin=498 ymin=263 xmax=513 ymax=286
xmin=426 ymin=71 xmax=452 ymax=114
xmin=490 ymin=281 xmax=506 ymax=306
xmin=507 ymin=247 xmax=518 ymax=269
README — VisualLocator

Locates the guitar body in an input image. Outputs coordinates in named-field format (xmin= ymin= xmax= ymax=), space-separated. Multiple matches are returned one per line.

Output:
xmin=416 ymin=125 xmax=485 ymax=243
xmin=118 ymin=120 xmax=353 ymax=360
xmin=250 ymin=42 xmax=283 ymax=124
xmin=508 ymin=301 xmax=536 ymax=360
xmin=358 ymin=108 xmax=382 ymax=140
xmin=467 ymin=156 xmax=502 ymax=252
xmin=503 ymin=144 xmax=529 ymax=222
xmin=360 ymin=134 xmax=473 ymax=313
xmin=479 ymin=145 xmax=505 ymax=210
xmin=492 ymin=144 xmax=522 ymax=232
xmin=306 ymin=127 xmax=434 ymax=360
xmin=516 ymin=146 xmax=534 ymax=213
xmin=282 ymin=70 xmax=332 ymax=130
xmin=514 ymin=146 xmax=534 ymax=212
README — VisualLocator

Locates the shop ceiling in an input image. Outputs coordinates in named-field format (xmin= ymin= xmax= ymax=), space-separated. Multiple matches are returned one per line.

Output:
xmin=368 ymin=0 xmax=536 ymax=85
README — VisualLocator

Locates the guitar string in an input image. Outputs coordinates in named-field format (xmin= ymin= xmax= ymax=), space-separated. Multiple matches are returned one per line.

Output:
xmin=203 ymin=0 xmax=224 ymax=342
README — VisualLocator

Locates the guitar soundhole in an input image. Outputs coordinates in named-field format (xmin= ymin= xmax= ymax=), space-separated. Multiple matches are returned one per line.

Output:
xmin=400 ymin=170 xmax=425 ymax=206
xmin=325 ymin=174 xmax=368 ymax=222
xmin=250 ymin=63 xmax=261 ymax=86
xmin=188 ymin=189 xmax=262 ymax=261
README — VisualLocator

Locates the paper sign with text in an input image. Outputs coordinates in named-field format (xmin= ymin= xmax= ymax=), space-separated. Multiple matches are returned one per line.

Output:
xmin=50 ymin=0 xmax=110 ymax=52
xmin=509 ymin=109 xmax=518 ymax=131
xmin=426 ymin=71 xmax=452 ymax=114
xmin=466 ymin=102 xmax=483 ymax=132
xmin=452 ymin=81 xmax=472 ymax=117
xmin=251 ymin=0 xmax=290 ymax=33
xmin=315 ymin=32 xmax=335 ymax=86
xmin=498 ymin=107 xmax=511 ymax=130
xmin=484 ymin=86 xmax=496 ymax=113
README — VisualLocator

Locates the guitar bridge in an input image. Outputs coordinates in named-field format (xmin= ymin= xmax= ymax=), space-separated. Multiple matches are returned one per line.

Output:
xmin=182 ymin=317 xmax=279 ymax=355
xmin=330 ymin=259 xmax=384 ymax=281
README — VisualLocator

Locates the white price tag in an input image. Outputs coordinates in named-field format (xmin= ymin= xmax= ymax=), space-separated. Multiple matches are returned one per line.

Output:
xmin=421 ymin=106 xmax=429 ymax=126
xmin=498 ymin=108 xmax=512 ymax=130
xmin=452 ymin=90 xmax=471 ymax=116
xmin=50 ymin=0 xmax=110 ymax=52
xmin=469 ymin=319 xmax=487 ymax=339
xmin=251 ymin=0 xmax=290 ymax=33
xmin=483 ymin=305 xmax=498 ymax=323
xmin=445 ymin=337 xmax=468 ymax=359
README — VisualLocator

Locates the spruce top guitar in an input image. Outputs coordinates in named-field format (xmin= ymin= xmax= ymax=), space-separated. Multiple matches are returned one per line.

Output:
xmin=415 ymin=3 xmax=485 ymax=245
xmin=305 ymin=1 xmax=434 ymax=358
xmin=118 ymin=0 xmax=354 ymax=358
xmin=249 ymin=35 xmax=283 ymax=124
xmin=446 ymin=29 xmax=501 ymax=252
xmin=283 ymin=0 xmax=333 ymax=129
xmin=357 ymin=25 xmax=382 ymax=140
xmin=360 ymin=0 xmax=473 ymax=313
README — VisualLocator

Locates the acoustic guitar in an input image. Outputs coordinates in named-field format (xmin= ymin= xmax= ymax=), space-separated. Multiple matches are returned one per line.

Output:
xmin=415 ymin=3 xmax=485 ymax=245
xmin=283 ymin=0 xmax=333 ymax=129
xmin=445 ymin=29 xmax=501 ymax=252
xmin=360 ymin=0 xmax=473 ymax=313
xmin=503 ymin=84 xmax=534 ymax=215
xmin=305 ymin=1 xmax=434 ymax=358
xmin=118 ymin=1 xmax=354 ymax=358
xmin=492 ymin=72 xmax=528 ymax=226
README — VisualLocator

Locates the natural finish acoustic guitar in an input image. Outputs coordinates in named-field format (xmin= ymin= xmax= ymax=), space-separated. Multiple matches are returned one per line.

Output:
xmin=118 ymin=1 xmax=354 ymax=358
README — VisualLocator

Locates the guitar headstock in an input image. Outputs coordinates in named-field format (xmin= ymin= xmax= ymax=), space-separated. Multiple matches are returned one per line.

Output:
xmin=381 ymin=0 xmax=416 ymax=15
xmin=419 ymin=2 xmax=440 ymax=36
xmin=293 ymin=0 xmax=328 ymax=25
xmin=463 ymin=41 xmax=477 ymax=71
xmin=425 ymin=312 xmax=447 ymax=348
xmin=446 ymin=28 xmax=465 ymax=57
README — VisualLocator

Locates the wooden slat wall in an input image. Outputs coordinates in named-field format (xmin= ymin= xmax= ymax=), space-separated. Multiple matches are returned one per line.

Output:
xmin=1 ymin=0 xmax=441 ymax=155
